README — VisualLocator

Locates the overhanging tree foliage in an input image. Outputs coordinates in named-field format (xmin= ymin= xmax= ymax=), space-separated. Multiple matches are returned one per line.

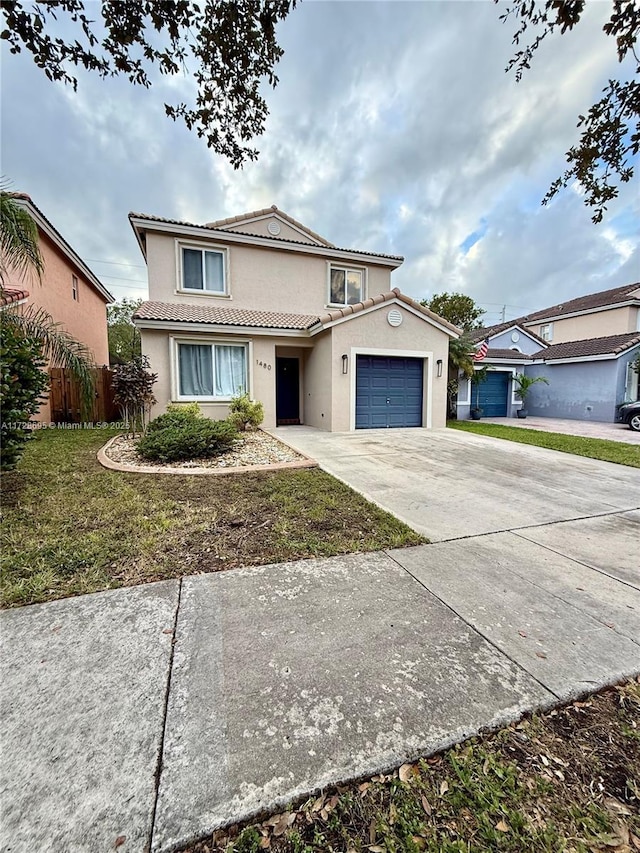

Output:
xmin=421 ymin=292 xmax=485 ymax=331
xmin=108 ymin=297 xmax=143 ymax=363
xmin=499 ymin=0 xmax=639 ymax=223
xmin=1 ymin=0 xmax=295 ymax=168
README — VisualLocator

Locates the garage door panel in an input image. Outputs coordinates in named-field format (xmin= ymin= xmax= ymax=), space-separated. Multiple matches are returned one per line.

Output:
xmin=356 ymin=355 xmax=424 ymax=429
xmin=471 ymin=372 xmax=510 ymax=417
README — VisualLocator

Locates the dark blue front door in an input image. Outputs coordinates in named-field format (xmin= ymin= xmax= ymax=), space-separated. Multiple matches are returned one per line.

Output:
xmin=472 ymin=371 xmax=509 ymax=417
xmin=356 ymin=355 xmax=423 ymax=428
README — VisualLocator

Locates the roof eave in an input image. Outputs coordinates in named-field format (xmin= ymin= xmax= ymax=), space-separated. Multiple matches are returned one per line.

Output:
xmin=15 ymin=197 xmax=114 ymax=303
xmin=128 ymin=214 xmax=404 ymax=268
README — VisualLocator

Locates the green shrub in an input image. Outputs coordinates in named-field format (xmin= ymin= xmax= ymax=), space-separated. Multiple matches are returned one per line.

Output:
xmin=228 ymin=393 xmax=264 ymax=431
xmin=146 ymin=402 xmax=202 ymax=433
xmin=0 ymin=321 xmax=49 ymax=471
xmin=137 ymin=418 xmax=238 ymax=462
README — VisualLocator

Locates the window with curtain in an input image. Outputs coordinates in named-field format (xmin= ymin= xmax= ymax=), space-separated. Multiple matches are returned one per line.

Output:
xmin=329 ymin=266 xmax=364 ymax=306
xmin=181 ymin=247 xmax=225 ymax=293
xmin=178 ymin=343 xmax=247 ymax=398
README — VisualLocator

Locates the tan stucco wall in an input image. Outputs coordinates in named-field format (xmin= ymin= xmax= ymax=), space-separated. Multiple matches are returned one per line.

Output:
xmin=141 ymin=329 xmax=314 ymax=429
xmin=145 ymin=231 xmax=393 ymax=315
xmin=221 ymin=216 xmax=325 ymax=245
xmin=303 ymin=332 xmax=333 ymax=430
xmin=526 ymin=306 xmax=638 ymax=343
xmin=141 ymin=304 xmax=451 ymax=432
xmin=328 ymin=304 xmax=450 ymax=431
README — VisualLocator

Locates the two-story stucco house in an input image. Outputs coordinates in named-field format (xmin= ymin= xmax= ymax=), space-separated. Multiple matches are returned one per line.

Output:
xmin=2 ymin=194 xmax=114 ymax=422
xmin=523 ymin=283 xmax=640 ymax=344
xmin=131 ymin=206 xmax=459 ymax=431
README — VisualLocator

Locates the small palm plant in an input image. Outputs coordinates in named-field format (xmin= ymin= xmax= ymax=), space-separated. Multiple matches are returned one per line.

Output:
xmin=513 ymin=373 xmax=549 ymax=417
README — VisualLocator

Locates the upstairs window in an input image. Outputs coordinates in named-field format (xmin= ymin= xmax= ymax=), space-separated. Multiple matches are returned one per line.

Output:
xmin=72 ymin=275 xmax=79 ymax=301
xmin=540 ymin=323 xmax=553 ymax=342
xmin=329 ymin=266 xmax=364 ymax=306
xmin=180 ymin=245 xmax=226 ymax=294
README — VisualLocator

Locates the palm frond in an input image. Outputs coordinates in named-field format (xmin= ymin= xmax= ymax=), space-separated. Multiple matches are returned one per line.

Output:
xmin=0 ymin=189 xmax=44 ymax=286
xmin=3 ymin=307 xmax=96 ymax=410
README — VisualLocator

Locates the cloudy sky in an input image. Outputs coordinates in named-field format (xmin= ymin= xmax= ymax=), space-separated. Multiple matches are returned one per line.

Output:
xmin=2 ymin=1 xmax=638 ymax=326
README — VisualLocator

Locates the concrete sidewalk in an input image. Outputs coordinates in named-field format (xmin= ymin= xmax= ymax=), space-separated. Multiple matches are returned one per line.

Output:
xmin=2 ymin=511 xmax=639 ymax=853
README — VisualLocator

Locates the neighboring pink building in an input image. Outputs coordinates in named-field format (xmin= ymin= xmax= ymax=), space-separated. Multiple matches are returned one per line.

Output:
xmin=3 ymin=194 xmax=114 ymax=421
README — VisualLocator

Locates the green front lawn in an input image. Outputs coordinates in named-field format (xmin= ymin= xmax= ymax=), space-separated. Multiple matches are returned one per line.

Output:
xmin=448 ymin=420 xmax=640 ymax=468
xmin=0 ymin=429 xmax=425 ymax=608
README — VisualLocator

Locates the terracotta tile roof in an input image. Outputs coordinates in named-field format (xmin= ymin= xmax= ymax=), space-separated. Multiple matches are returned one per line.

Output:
xmin=485 ymin=348 xmax=533 ymax=360
xmin=205 ymin=205 xmax=335 ymax=248
xmin=533 ymin=331 xmax=640 ymax=360
xmin=524 ymin=283 xmax=640 ymax=323
xmin=0 ymin=287 xmax=29 ymax=307
xmin=315 ymin=288 xmax=461 ymax=335
xmin=129 ymin=212 xmax=404 ymax=262
xmin=133 ymin=289 xmax=461 ymax=336
xmin=134 ymin=301 xmax=319 ymax=330
xmin=469 ymin=321 xmax=547 ymax=346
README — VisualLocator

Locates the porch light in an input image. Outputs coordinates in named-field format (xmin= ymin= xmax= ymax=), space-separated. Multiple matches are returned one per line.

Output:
xmin=436 ymin=359 xmax=443 ymax=378
xmin=342 ymin=354 xmax=349 ymax=374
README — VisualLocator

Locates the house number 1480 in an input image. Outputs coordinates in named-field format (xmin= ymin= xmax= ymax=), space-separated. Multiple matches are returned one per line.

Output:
xmin=256 ymin=360 xmax=272 ymax=371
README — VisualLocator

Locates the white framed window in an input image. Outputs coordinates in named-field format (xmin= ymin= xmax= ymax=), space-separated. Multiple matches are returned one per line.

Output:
xmin=328 ymin=265 xmax=365 ymax=307
xmin=178 ymin=242 xmax=227 ymax=294
xmin=72 ymin=275 xmax=79 ymax=301
xmin=175 ymin=341 xmax=247 ymax=400
xmin=540 ymin=323 xmax=553 ymax=342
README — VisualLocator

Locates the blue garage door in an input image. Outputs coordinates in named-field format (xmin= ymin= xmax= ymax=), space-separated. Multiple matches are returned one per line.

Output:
xmin=472 ymin=371 xmax=510 ymax=417
xmin=356 ymin=355 xmax=423 ymax=429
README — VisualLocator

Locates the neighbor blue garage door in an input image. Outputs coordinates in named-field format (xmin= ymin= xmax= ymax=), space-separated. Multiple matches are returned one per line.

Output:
xmin=356 ymin=355 xmax=424 ymax=429
xmin=472 ymin=371 xmax=510 ymax=417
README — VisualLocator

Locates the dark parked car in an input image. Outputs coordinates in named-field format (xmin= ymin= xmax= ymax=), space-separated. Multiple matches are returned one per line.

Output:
xmin=616 ymin=400 xmax=640 ymax=432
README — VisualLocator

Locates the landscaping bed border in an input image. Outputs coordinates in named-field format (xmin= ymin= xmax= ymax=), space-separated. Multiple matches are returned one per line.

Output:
xmin=97 ymin=433 xmax=318 ymax=476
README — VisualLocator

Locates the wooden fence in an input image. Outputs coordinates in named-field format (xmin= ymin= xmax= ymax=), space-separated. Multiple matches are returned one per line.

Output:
xmin=49 ymin=367 xmax=119 ymax=423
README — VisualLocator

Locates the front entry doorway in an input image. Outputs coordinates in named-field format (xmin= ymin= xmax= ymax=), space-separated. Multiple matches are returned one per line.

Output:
xmin=276 ymin=357 xmax=300 ymax=425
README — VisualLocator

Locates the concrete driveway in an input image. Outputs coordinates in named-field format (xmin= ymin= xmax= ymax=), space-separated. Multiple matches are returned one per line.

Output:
xmin=274 ymin=426 xmax=640 ymax=541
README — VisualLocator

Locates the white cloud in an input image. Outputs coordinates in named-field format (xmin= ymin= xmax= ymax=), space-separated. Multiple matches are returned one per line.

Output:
xmin=0 ymin=0 xmax=636 ymax=312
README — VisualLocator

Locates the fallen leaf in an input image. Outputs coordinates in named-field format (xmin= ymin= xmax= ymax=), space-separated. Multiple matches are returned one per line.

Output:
xmin=369 ymin=818 xmax=377 ymax=844
xmin=536 ymin=652 xmax=548 ymax=659
xmin=162 ymin=629 xmax=173 ymax=635
xmin=495 ymin=820 xmax=509 ymax=833
xmin=311 ymin=795 xmax=325 ymax=812
xmin=115 ymin=837 xmax=126 ymax=849
xmin=327 ymin=795 xmax=339 ymax=810
xmin=482 ymin=758 xmax=490 ymax=776
xmin=359 ymin=782 xmax=370 ymax=794
xmin=399 ymin=763 xmax=415 ymax=782
xmin=421 ymin=795 xmax=432 ymax=816
xmin=272 ymin=813 xmax=292 ymax=837
xmin=440 ymin=780 xmax=449 ymax=795
xmin=411 ymin=837 xmax=426 ymax=850
xmin=518 ymin=630 xmax=527 ymax=638
xmin=368 ymin=847 xmax=385 ymax=853
xmin=259 ymin=837 xmax=270 ymax=849
xmin=540 ymin=755 xmax=549 ymax=766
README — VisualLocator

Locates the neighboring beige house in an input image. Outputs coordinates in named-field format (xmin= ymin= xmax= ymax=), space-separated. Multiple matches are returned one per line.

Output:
xmin=3 ymin=194 xmax=114 ymax=421
xmin=131 ymin=206 xmax=459 ymax=431
xmin=523 ymin=283 xmax=640 ymax=344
